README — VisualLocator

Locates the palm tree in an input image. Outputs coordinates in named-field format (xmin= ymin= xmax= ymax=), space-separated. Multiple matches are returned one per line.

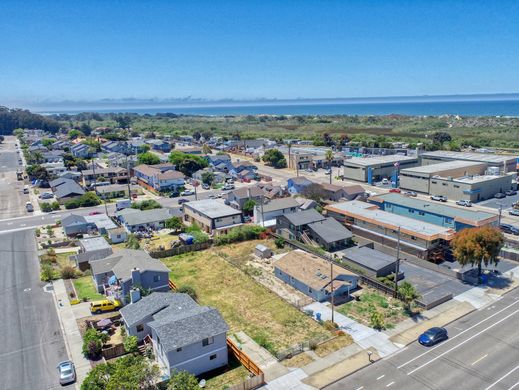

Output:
xmin=325 ymin=149 xmax=334 ymax=184
xmin=398 ymin=281 xmax=420 ymax=313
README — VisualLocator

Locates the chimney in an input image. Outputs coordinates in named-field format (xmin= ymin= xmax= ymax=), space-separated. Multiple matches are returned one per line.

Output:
xmin=131 ymin=267 xmax=141 ymax=286
xmin=130 ymin=288 xmax=141 ymax=304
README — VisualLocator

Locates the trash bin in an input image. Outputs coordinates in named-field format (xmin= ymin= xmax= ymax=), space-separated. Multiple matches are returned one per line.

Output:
xmin=316 ymin=312 xmax=321 ymax=321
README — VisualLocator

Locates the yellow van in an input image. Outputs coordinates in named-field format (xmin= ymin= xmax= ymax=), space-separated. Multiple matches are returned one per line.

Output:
xmin=90 ymin=298 xmax=121 ymax=314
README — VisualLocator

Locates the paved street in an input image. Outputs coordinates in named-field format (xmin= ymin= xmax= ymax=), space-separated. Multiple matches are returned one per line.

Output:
xmin=0 ymin=229 xmax=70 ymax=390
xmin=325 ymin=287 xmax=519 ymax=390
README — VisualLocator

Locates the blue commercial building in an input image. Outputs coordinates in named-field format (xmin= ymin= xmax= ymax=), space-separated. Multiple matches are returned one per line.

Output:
xmin=369 ymin=193 xmax=498 ymax=232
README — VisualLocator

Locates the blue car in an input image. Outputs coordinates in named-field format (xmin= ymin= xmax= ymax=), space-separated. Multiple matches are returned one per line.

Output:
xmin=418 ymin=327 xmax=448 ymax=346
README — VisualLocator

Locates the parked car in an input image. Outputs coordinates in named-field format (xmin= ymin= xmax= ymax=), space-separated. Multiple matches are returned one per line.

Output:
xmin=169 ymin=192 xmax=179 ymax=198
xmin=509 ymin=209 xmax=519 ymax=217
xmin=23 ymin=186 xmax=29 ymax=194
xmin=40 ymin=192 xmax=54 ymax=199
xmin=324 ymin=169 xmax=332 ymax=175
xmin=223 ymin=184 xmax=235 ymax=190
xmin=418 ymin=327 xmax=448 ymax=346
xmin=25 ymin=201 xmax=34 ymax=212
xmin=430 ymin=195 xmax=447 ymax=202
xmin=202 ymin=184 xmax=210 ymax=190
xmin=209 ymin=194 xmax=217 ymax=199
xmin=456 ymin=200 xmax=472 ymax=207
xmin=89 ymin=211 xmax=101 ymax=215
xmin=178 ymin=198 xmax=190 ymax=205
xmin=57 ymin=361 xmax=76 ymax=385
xmin=181 ymin=189 xmax=195 ymax=196
xmin=403 ymin=191 xmax=417 ymax=197
xmin=495 ymin=193 xmax=506 ymax=199
xmin=389 ymin=188 xmax=401 ymax=193
xmin=381 ymin=178 xmax=389 ymax=185
xmin=306 ymin=168 xmax=314 ymax=173
xmin=500 ymin=223 xmax=519 ymax=235
xmin=506 ymin=190 xmax=517 ymax=196
xmin=89 ymin=299 xmax=121 ymax=314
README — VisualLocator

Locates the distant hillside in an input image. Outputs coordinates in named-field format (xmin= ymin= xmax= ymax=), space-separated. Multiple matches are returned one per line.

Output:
xmin=0 ymin=106 xmax=60 ymax=135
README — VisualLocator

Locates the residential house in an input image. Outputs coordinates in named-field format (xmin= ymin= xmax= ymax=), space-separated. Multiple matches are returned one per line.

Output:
xmin=338 ymin=245 xmax=397 ymax=278
xmin=81 ymin=167 xmax=129 ymax=187
xmin=70 ymin=236 xmax=113 ymax=271
xmin=120 ymin=292 xmax=229 ymax=376
xmin=41 ymin=150 xmax=65 ymax=163
xmin=176 ymin=146 xmax=203 ymax=155
xmin=207 ymin=154 xmax=231 ymax=167
xmin=121 ymin=208 xmax=177 ymax=232
xmin=61 ymin=213 xmax=117 ymax=236
xmin=192 ymin=168 xmax=228 ymax=184
xmin=183 ymin=199 xmax=243 ymax=235
xmin=106 ymin=152 xmax=138 ymax=169
xmin=49 ymin=177 xmax=85 ymax=203
xmin=107 ymin=227 xmax=128 ymax=244
xmin=101 ymin=141 xmax=128 ymax=154
xmin=225 ymin=186 xmax=265 ymax=210
xmin=71 ymin=143 xmax=91 ymax=158
xmin=41 ymin=161 xmax=67 ymax=177
xmin=145 ymin=139 xmax=172 ymax=152
xmin=287 ymin=177 xmax=314 ymax=194
xmin=89 ymin=249 xmax=170 ymax=303
xmin=133 ymin=164 xmax=185 ymax=192
xmin=319 ymin=183 xmax=365 ymax=202
xmin=274 ymin=250 xmax=358 ymax=302
xmin=52 ymin=140 xmax=72 ymax=150
xmin=253 ymin=197 xmax=300 ymax=227
xmin=128 ymin=139 xmax=149 ymax=155
xmin=276 ymin=209 xmax=352 ymax=251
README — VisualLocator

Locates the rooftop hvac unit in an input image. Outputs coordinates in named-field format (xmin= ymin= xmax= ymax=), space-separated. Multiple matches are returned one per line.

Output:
xmin=486 ymin=166 xmax=500 ymax=176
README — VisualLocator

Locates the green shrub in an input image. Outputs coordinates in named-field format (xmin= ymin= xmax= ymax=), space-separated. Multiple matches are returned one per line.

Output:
xmin=275 ymin=237 xmax=285 ymax=248
xmin=40 ymin=202 xmax=52 ymax=212
xmin=64 ymin=199 xmax=80 ymax=209
xmin=123 ymin=335 xmax=139 ymax=353
xmin=190 ymin=230 xmax=209 ymax=244
xmin=82 ymin=328 xmax=109 ymax=358
xmin=60 ymin=265 xmax=77 ymax=279
xmin=41 ymin=263 xmax=55 ymax=282
xmin=131 ymin=199 xmax=162 ymax=210
xmin=125 ymin=234 xmax=141 ymax=249
xmin=214 ymin=225 xmax=266 ymax=246
xmin=177 ymin=285 xmax=197 ymax=300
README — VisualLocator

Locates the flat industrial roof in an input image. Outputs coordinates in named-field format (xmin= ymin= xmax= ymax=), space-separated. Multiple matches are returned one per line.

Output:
xmin=344 ymin=154 xmax=417 ymax=167
xmin=421 ymin=150 xmax=517 ymax=164
xmin=185 ymin=199 xmax=242 ymax=219
xmin=370 ymin=193 xmax=497 ymax=224
xmin=325 ymin=201 xmax=455 ymax=240
xmin=401 ymin=160 xmax=484 ymax=174
xmin=450 ymin=173 xmax=515 ymax=184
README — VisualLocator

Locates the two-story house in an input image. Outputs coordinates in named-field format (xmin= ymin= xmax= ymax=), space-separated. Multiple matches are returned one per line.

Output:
xmin=145 ymin=139 xmax=172 ymax=152
xmin=183 ymin=199 xmax=243 ymax=235
xmin=225 ymin=186 xmax=265 ymax=210
xmin=133 ymin=164 xmax=185 ymax=192
xmin=120 ymin=292 xmax=229 ymax=377
xmin=81 ymin=166 xmax=129 ymax=187
xmin=253 ymin=197 xmax=300 ymax=227
xmin=71 ymin=143 xmax=91 ymax=158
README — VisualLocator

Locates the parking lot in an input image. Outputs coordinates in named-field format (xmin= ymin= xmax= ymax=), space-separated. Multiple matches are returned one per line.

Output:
xmin=478 ymin=191 xmax=519 ymax=210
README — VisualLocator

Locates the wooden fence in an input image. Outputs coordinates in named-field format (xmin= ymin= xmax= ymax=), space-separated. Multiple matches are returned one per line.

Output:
xmin=102 ymin=343 xmax=125 ymax=360
xmin=226 ymin=338 xmax=264 ymax=378
xmin=228 ymin=374 xmax=265 ymax=390
xmin=148 ymin=242 xmax=211 ymax=258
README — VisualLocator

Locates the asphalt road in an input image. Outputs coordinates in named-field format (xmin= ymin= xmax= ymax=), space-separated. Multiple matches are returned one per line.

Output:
xmin=0 ymin=229 xmax=70 ymax=390
xmin=325 ymin=287 xmax=519 ymax=390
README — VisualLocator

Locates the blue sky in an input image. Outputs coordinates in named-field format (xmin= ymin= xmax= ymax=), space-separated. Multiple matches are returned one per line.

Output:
xmin=1 ymin=0 xmax=519 ymax=105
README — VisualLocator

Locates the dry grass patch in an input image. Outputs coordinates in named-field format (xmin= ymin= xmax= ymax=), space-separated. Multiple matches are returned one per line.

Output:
xmin=281 ymin=352 xmax=315 ymax=368
xmin=313 ymin=334 xmax=354 ymax=357
xmin=162 ymin=241 xmax=328 ymax=355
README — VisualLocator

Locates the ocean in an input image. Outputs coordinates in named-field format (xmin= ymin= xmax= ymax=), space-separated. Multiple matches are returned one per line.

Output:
xmin=36 ymin=98 xmax=519 ymax=117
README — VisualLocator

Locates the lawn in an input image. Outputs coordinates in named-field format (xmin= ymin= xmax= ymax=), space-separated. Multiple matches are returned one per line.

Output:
xmin=144 ymin=232 xmax=179 ymax=251
xmin=203 ymin=356 xmax=250 ymax=390
xmin=161 ymin=241 xmax=328 ymax=355
xmin=337 ymin=289 xmax=411 ymax=329
xmin=56 ymin=251 xmax=76 ymax=268
xmin=73 ymin=276 xmax=104 ymax=301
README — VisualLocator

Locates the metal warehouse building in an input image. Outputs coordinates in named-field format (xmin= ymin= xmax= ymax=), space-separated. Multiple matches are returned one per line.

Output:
xmin=369 ymin=193 xmax=498 ymax=231
xmin=399 ymin=160 xmax=487 ymax=194
xmin=342 ymin=155 xmax=419 ymax=183
xmin=420 ymin=151 xmax=518 ymax=173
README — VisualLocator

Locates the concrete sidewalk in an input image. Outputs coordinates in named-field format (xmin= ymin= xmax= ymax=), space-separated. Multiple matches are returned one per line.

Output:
xmin=53 ymin=279 xmax=91 ymax=387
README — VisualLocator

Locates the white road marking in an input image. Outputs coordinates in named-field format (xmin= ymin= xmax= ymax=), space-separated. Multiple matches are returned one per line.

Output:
xmin=20 ymin=223 xmax=26 ymax=227
xmin=471 ymin=354 xmax=488 ymax=366
xmin=397 ymin=299 xmax=519 ymax=369
xmin=354 ymin=387 xmax=364 ymax=390
xmin=508 ymin=382 xmax=519 ymax=390
xmin=377 ymin=375 xmax=385 ymax=380
xmin=386 ymin=382 xmax=395 ymax=387
xmin=407 ymin=309 xmax=519 ymax=375
xmin=484 ymin=365 xmax=519 ymax=390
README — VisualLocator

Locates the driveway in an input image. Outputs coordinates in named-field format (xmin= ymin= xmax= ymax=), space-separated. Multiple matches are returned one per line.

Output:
xmin=0 ymin=229 xmax=71 ymax=389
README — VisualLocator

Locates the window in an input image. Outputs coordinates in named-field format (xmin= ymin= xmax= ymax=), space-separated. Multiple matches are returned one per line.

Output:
xmin=419 ymin=211 xmax=425 ymax=216
xmin=202 ymin=337 xmax=214 ymax=346
xmin=210 ymin=354 xmax=217 ymax=360
xmin=176 ymin=347 xmax=182 ymax=352
xmin=136 ymin=324 xmax=144 ymax=332
xmin=153 ymin=275 xmax=161 ymax=282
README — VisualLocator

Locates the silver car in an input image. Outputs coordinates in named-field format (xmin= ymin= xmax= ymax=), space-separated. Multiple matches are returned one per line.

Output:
xmin=57 ymin=361 xmax=76 ymax=385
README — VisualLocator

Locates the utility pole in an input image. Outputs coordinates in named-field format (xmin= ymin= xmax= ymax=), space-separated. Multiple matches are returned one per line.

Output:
xmin=260 ymin=194 xmax=265 ymax=228
xmin=330 ymin=261 xmax=335 ymax=323
xmin=394 ymin=226 xmax=401 ymax=298
xmin=125 ymin=142 xmax=132 ymax=203
xmin=498 ymin=203 xmax=503 ymax=226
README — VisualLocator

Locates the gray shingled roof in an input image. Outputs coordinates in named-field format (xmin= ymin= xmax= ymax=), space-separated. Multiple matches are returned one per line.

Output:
xmin=53 ymin=179 xmax=85 ymax=199
xmin=282 ymin=208 xmax=325 ymax=226
xmin=123 ymin=208 xmax=173 ymax=226
xmin=120 ymin=292 xmax=196 ymax=327
xmin=148 ymin=306 xmax=229 ymax=351
xmin=307 ymin=217 xmax=352 ymax=244
xmin=260 ymin=197 xmax=300 ymax=213
xmin=340 ymin=246 xmax=396 ymax=271
xmin=89 ymin=249 xmax=170 ymax=281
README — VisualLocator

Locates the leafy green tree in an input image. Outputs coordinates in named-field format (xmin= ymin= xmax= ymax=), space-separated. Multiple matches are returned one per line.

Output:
xmin=167 ymin=370 xmax=199 ymax=390
xmin=166 ymin=216 xmax=183 ymax=231
xmin=451 ymin=226 xmax=504 ymax=277
xmin=82 ymin=328 xmax=109 ymax=358
xmin=201 ymin=171 xmax=215 ymax=185
xmin=242 ymin=198 xmax=256 ymax=214
xmin=123 ymin=335 xmax=139 ymax=353
xmin=41 ymin=263 xmax=55 ymax=282
xmin=137 ymin=151 xmax=161 ymax=165
xmin=432 ymin=131 xmax=452 ymax=145
xmin=26 ymin=164 xmax=50 ymax=181
xmin=369 ymin=306 xmax=385 ymax=330
xmin=68 ymin=129 xmax=83 ymax=140
xmin=169 ymin=151 xmax=209 ymax=176
xmin=262 ymin=149 xmax=287 ymax=168
xmin=398 ymin=281 xmax=420 ymax=312
xmin=125 ymin=234 xmax=141 ymax=250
